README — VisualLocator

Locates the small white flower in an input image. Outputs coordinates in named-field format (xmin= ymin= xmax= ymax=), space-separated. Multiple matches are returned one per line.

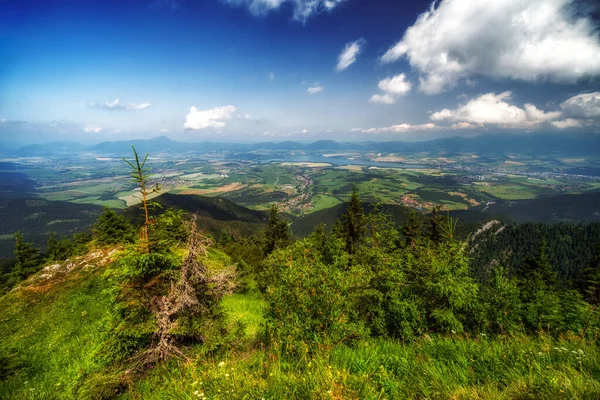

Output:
xmin=218 ymin=361 xmax=226 ymax=367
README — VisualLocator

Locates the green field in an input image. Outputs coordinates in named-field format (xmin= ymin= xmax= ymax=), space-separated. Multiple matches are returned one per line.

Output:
xmin=6 ymin=151 xmax=600 ymax=215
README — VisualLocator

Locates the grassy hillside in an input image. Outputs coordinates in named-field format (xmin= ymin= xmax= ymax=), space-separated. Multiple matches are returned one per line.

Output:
xmin=2 ymin=245 xmax=600 ymax=399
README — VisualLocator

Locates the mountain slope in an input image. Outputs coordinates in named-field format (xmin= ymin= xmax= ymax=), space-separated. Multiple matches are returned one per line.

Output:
xmin=482 ymin=191 xmax=600 ymax=223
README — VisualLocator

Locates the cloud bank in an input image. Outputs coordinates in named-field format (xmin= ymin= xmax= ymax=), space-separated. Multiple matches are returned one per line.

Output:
xmin=430 ymin=91 xmax=600 ymax=129
xmin=88 ymin=98 xmax=152 ymax=111
xmin=381 ymin=0 xmax=600 ymax=94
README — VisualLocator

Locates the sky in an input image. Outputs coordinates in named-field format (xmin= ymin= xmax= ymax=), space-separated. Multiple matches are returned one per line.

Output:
xmin=1 ymin=0 xmax=600 ymax=144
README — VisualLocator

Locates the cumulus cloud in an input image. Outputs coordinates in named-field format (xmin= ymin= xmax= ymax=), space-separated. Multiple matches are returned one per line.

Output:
xmin=381 ymin=0 xmax=600 ymax=94
xmin=369 ymin=73 xmax=412 ymax=104
xmin=184 ymin=105 xmax=237 ymax=130
xmin=551 ymin=118 xmax=583 ymax=129
xmin=560 ymin=92 xmax=600 ymax=118
xmin=369 ymin=93 xmax=396 ymax=105
xmin=358 ymin=123 xmax=438 ymax=134
xmin=336 ymin=38 xmax=366 ymax=71
xmin=84 ymin=124 xmax=104 ymax=133
xmin=450 ymin=122 xmax=476 ymax=130
xmin=88 ymin=98 xmax=152 ymax=111
xmin=430 ymin=91 xmax=561 ymax=128
xmin=307 ymin=85 xmax=324 ymax=94
xmin=223 ymin=0 xmax=345 ymax=22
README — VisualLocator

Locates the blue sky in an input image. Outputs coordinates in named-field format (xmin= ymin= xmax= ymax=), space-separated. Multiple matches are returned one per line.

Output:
xmin=1 ymin=0 xmax=599 ymax=144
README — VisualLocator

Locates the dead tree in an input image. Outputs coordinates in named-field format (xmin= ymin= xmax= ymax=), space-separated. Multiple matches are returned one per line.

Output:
xmin=139 ymin=216 xmax=235 ymax=364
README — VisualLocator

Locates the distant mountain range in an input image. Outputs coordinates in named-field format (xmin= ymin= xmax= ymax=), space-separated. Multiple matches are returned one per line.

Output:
xmin=2 ymin=133 xmax=600 ymax=157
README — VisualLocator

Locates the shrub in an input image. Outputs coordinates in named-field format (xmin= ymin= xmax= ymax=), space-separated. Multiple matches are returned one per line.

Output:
xmin=263 ymin=239 xmax=366 ymax=356
xmin=93 ymin=208 xmax=136 ymax=246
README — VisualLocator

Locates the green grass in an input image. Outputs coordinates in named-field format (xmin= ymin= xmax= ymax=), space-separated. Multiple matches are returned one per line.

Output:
xmin=0 ymin=255 xmax=113 ymax=399
xmin=221 ymin=290 xmax=266 ymax=338
xmin=129 ymin=330 xmax=600 ymax=399
xmin=310 ymin=194 xmax=343 ymax=213
xmin=2 ymin=250 xmax=600 ymax=399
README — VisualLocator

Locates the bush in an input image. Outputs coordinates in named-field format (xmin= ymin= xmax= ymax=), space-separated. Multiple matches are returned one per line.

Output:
xmin=93 ymin=208 xmax=136 ymax=246
xmin=262 ymin=239 xmax=366 ymax=356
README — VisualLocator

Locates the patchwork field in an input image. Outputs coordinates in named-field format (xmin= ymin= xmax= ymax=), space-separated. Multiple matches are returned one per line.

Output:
xmin=2 ymin=150 xmax=599 ymax=216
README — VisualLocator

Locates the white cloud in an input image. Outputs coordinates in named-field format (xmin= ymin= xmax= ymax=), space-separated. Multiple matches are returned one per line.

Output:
xmin=430 ymin=91 xmax=561 ymax=128
xmin=223 ymin=0 xmax=346 ymax=22
xmin=378 ymin=74 xmax=412 ymax=95
xmin=369 ymin=73 xmax=412 ymax=104
xmin=307 ymin=85 xmax=324 ymax=94
xmin=369 ymin=93 xmax=396 ymax=105
xmin=268 ymin=72 xmax=276 ymax=81
xmin=88 ymin=98 xmax=152 ymax=111
xmin=359 ymin=123 xmax=438 ymax=134
xmin=160 ymin=128 xmax=170 ymax=133
xmin=184 ymin=105 xmax=237 ymax=130
xmin=450 ymin=122 xmax=476 ymax=130
xmin=128 ymin=102 xmax=152 ymax=110
xmin=551 ymin=118 xmax=583 ymax=129
xmin=381 ymin=0 xmax=600 ymax=94
xmin=300 ymin=129 xmax=309 ymax=134
xmin=561 ymin=92 xmax=600 ymax=118
xmin=84 ymin=124 xmax=104 ymax=133
xmin=336 ymin=38 xmax=366 ymax=71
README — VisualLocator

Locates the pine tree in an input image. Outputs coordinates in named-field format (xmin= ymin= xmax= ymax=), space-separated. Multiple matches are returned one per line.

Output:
xmin=264 ymin=204 xmax=290 ymax=255
xmin=427 ymin=205 xmax=443 ymax=244
xmin=46 ymin=231 xmax=60 ymax=261
xmin=93 ymin=208 xmax=135 ymax=246
xmin=341 ymin=187 xmax=365 ymax=255
xmin=578 ymin=242 xmax=600 ymax=304
xmin=13 ymin=232 xmax=40 ymax=280
xmin=402 ymin=210 xmax=421 ymax=249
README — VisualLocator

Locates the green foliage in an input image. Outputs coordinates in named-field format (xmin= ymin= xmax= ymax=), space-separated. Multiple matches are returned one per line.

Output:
xmin=427 ymin=205 xmax=443 ymax=244
xmin=148 ymin=208 xmax=189 ymax=252
xmin=45 ymin=231 xmax=75 ymax=262
xmin=339 ymin=187 xmax=366 ymax=255
xmin=262 ymin=239 xmax=366 ymax=355
xmin=92 ymin=207 xmax=135 ymax=246
xmin=101 ymin=249 xmax=180 ymax=362
xmin=12 ymin=231 xmax=40 ymax=280
xmin=263 ymin=204 xmax=290 ymax=256
xmin=476 ymin=267 xmax=523 ymax=334
xmin=578 ymin=242 xmax=600 ymax=304
xmin=402 ymin=209 xmax=421 ymax=248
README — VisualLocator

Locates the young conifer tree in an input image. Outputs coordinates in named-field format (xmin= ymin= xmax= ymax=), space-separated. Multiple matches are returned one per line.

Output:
xmin=264 ymin=204 xmax=290 ymax=255
xmin=13 ymin=232 xmax=40 ymax=280
xmin=122 ymin=146 xmax=161 ymax=253
xmin=341 ymin=187 xmax=365 ymax=255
